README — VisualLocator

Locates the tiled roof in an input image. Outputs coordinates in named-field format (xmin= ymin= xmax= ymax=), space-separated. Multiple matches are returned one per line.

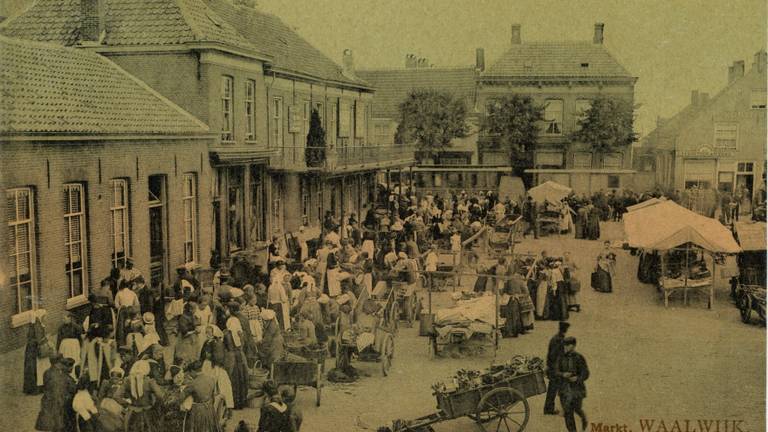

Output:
xmin=0 ymin=0 xmax=365 ymax=87
xmin=0 ymin=35 xmax=210 ymax=135
xmin=204 ymin=0 xmax=365 ymax=86
xmin=483 ymin=41 xmax=633 ymax=79
xmin=356 ymin=67 xmax=477 ymax=119
xmin=0 ymin=0 xmax=261 ymax=54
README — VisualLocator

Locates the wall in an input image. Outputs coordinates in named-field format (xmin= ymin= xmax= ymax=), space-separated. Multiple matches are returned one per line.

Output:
xmin=0 ymin=137 xmax=212 ymax=352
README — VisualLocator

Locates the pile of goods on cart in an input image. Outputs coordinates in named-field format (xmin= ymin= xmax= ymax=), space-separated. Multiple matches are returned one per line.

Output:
xmin=431 ymin=356 xmax=544 ymax=395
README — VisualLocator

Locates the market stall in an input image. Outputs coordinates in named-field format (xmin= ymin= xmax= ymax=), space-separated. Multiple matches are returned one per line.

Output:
xmin=624 ymin=200 xmax=742 ymax=308
xmin=527 ymin=181 xmax=573 ymax=237
xmin=732 ymin=221 xmax=766 ymax=324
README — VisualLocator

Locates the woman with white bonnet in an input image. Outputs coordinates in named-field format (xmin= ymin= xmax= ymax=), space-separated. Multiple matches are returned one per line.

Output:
xmin=258 ymin=308 xmax=284 ymax=370
xmin=199 ymin=324 xmax=234 ymax=410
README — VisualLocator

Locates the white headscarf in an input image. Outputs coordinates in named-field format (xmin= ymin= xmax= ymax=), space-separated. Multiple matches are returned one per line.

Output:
xmin=129 ymin=360 xmax=150 ymax=399
xmin=226 ymin=316 xmax=243 ymax=347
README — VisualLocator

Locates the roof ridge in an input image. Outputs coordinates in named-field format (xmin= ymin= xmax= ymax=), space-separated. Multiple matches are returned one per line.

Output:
xmin=100 ymin=54 xmax=210 ymax=132
xmin=358 ymin=66 xmax=476 ymax=72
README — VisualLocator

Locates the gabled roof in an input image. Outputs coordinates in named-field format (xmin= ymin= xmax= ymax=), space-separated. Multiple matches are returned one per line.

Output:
xmin=205 ymin=0 xmax=367 ymax=87
xmin=0 ymin=35 xmax=210 ymax=136
xmin=0 ymin=0 xmax=263 ymax=56
xmin=482 ymin=41 xmax=633 ymax=79
xmin=356 ymin=67 xmax=477 ymax=119
xmin=0 ymin=0 xmax=367 ymax=88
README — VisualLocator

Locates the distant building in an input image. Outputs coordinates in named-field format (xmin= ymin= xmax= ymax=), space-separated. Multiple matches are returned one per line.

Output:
xmin=639 ymin=50 xmax=767 ymax=208
xmin=0 ymin=35 xmax=212 ymax=351
xmin=359 ymin=23 xmax=638 ymax=197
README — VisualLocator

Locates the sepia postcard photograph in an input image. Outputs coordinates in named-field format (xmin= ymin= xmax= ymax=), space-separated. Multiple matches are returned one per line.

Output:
xmin=0 ymin=0 xmax=765 ymax=431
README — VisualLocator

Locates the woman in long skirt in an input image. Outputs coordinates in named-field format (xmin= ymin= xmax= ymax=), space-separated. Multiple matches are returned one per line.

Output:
xmin=24 ymin=309 xmax=51 ymax=395
xmin=224 ymin=307 xmax=249 ymax=409
xmin=550 ymin=263 xmax=570 ymax=321
xmin=563 ymin=252 xmax=581 ymax=312
xmin=593 ymin=241 xmax=616 ymax=293
xmin=200 ymin=325 xmax=234 ymax=411
xmin=536 ymin=269 xmax=550 ymax=319
xmin=174 ymin=303 xmax=199 ymax=367
xmin=182 ymin=361 xmax=221 ymax=432
xmin=35 ymin=356 xmax=76 ymax=432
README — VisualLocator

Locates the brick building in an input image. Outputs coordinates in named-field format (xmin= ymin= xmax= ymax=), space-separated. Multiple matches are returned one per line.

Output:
xmin=0 ymin=36 xmax=213 ymax=351
xmin=360 ymin=23 xmax=638 ymax=197
xmin=639 ymin=50 xmax=767 ymax=209
xmin=2 ymin=0 xmax=414 ymax=261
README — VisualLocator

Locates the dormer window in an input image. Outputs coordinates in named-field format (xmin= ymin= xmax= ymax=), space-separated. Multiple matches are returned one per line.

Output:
xmin=580 ymin=63 xmax=589 ymax=68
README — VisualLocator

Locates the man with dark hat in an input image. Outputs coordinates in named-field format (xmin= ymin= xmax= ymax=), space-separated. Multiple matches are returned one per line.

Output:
xmin=544 ymin=321 xmax=570 ymax=415
xmin=35 ymin=355 xmax=76 ymax=432
xmin=556 ymin=337 xmax=590 ymax=432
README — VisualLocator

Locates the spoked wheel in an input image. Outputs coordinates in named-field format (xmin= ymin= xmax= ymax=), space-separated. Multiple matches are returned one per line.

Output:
xmin=389 ymin=301 xmax=399 ymax=333
xmin=475 ymin=387 xmax=529 ymax=432
xmin=739 ymin=294 xmax=753 ymax=323
xmin=381 ymin=333 xmax=395 ymax=376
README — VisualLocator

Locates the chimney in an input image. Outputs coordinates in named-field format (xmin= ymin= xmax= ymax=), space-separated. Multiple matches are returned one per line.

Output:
xmin=475 ymin=48 xmax=485 ymax=72
xmin=511 ymin=24 xmax=521 ymax=45
xmin=690 ymin=90 xmax=700 ymax=106
xmin=417 ymin=57 xmax=428 ymax=68
xmin=80 ymin=0 xmax=106 ymax=43
xmin=342 ymin=49 xmax=355 ymax=76
xmin=593 ymin=23 xmax=604 ymax=44
xmin=729 ymin=60 xmax=745 ymax=83
xmin=405 ymin=54 xmax=417 ymax=69
xmin=753 ymin=50 xmax=767 ymax=72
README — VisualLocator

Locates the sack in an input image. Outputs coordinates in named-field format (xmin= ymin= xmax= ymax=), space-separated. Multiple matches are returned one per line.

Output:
xmin=590 ymin=272 xmax=599 ymax=289
xmin=569 ymin=279 xmax=581 ymax=294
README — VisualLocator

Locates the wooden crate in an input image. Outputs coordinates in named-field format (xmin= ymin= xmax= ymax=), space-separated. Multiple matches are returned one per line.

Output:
xmin=508 ymin=371 xmax=547 ymax=398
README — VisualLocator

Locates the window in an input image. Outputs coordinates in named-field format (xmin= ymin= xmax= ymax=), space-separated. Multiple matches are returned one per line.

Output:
xmin=718 ymin=172 xmax=734 ymax=193
xmin=607 ymin=175 xmax=620 ymax=189
xmin=738 ymin=162 xmax=754 ymax=173
xmin=714 ymin=123 xmax=738 ymax=149
xmin=245 ymin=80 xmax=256 ymax=141
xmin=272 ymin=96 xmax=283 ymax=146
xmin=536 ymin=152 xmax=564 ymax=168
xmin=573 ymin=152 xmax=592 ymax=169
xmin=751 ymin=90 xmax=767 ymax=109
xmin=544 ymin=99 xmax=563 ymax=134
xmin=110 ymin=179 xmax=129 ymax=269
xmin=328 ymin=102 xmax=337 ymax=146
xmin=602 ymin=153 xmax=623 ymax=169
xmin=374 ymin=124 xmax=389 ymax=144
xmin=355 ymin=101 xmax=367 ymax=139
xmin=7 ymin=187 xmax=36 ymax=314
xmin=249 ymin=166 xmax=267 ymax=242
xmin=303 ymin=101 xmax=311 ymax=137
xmin=574 ymin=99 xmax=591 ymax=130
xmin=300 ymin=178 xmax=311 ymax=223
xmin=221 ymin=76 xmax=234 ymax=141
xmin=339 ymin=101 xmax=351 ymax=138
xmin=182 ymin=174 xmax=198 ymax=264
xmin=64 ymin=183 xmax=87 ymax=299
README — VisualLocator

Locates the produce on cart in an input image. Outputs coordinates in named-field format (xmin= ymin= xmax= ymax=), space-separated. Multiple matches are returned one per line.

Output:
xmin=380 ymin=356 xmax=546 ymax=432
xmin=430 ymin=294 xmax=500 ymax=358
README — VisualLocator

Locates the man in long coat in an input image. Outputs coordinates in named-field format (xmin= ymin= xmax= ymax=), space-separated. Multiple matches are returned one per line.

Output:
xmin=556 ymin=337 xmax=590 ymax=432
xmin=544 ymin=321 xmax=569 ymax=415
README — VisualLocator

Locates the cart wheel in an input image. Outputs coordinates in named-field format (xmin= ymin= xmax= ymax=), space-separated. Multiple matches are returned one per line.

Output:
xmin=390 ymin=301 xmax=399 ymax=333
xmin=381 ymin=333 xmax=395 ymax=376
xmin=475 ymin=387 xmax=529 ymax=432
xmin=739 ymin=294 xmax=753 ymax=323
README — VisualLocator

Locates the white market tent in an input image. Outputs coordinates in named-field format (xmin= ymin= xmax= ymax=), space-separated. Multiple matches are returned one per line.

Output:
xmin=624 ymin=200 xmax=741 ymax=308
xmin=626 ymin=197 xmax=665 ymax=213
xmin=527 ymin=180 xmax=572 ymax=204
xmin=624 ymin=200 xmax=741 ymax=253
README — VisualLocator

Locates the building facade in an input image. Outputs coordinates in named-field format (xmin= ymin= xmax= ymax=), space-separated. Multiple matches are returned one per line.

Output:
xmin=359 ymin=23 xmax=638 ymax=197
xmin=2 ymin=0 xmax=414 ymax=266
xmin=0 ymin=36 xmax=213 ymax=351
xmin=639 ymin=50 xmax=767 ymax=206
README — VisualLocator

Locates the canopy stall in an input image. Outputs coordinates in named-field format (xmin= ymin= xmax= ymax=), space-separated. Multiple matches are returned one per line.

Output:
xmin=527 ymin=181 xmax=572 ymax=204
xmin=732 ymin=221 xmax=766 ymax=286
xmin=624 ymin=200 xmax=742 ymax=308
xmin=626 ymin=197 xmax=665 ymax=213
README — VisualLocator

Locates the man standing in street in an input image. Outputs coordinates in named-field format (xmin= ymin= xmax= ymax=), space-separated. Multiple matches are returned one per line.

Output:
xmin=557 ymin=336 xmax=590 ymax=432
xmin=544 ymin=321 xmax=570 ymax=415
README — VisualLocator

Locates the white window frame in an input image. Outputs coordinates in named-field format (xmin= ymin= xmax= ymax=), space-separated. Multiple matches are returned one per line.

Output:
xmin=272 ymin=96 xmax=283 ymax=147
xmin=221 ymin=76 xmax=234 ymax=142
xmin=7 ymin=187 xmax=37 ymax=318
xmin=182 ymin=173 xmax=198 ymax=265
xmin=750 ymin=89 xmax=767 ymax=109
xmin=64 ymin=183 xmax=88 ymax=302
xmin=110 ymin=179 xmax=129 ymax=269
xmin=544 ymin=99 xmax=564 ymax=135
xmin=244 ymin=80 xmax=256 ymax=141
xmin=714 ymin=123 xmax=738 ymax=149
xmin=328 ymin=102 xmax=337 ymax=146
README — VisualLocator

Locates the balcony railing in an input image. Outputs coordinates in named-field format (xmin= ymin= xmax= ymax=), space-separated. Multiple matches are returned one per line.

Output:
xmin=271 ymin=144 xmax=416 ymax=172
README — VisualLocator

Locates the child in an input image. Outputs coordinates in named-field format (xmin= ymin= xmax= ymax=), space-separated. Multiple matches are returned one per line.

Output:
xmin=72 ymin=375 xmax=99 ymax=432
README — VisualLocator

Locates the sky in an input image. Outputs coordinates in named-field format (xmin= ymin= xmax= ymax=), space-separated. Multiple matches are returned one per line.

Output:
xmin=1 ymin=0 xmax=765 ymax=137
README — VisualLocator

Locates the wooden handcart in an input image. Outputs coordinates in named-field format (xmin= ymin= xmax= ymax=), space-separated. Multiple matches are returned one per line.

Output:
xmin=271 ymin=358 xmax=323 ymax=406
xmin=736 ymin=284 xmax=766 ymax=325
xmin=384 ymin=369 xmax=546 ymax=432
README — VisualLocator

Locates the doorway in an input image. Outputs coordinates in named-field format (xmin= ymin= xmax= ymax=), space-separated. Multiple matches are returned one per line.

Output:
xmin=148 ymin=175 xmax=167 ymax=287
xmin=736 ymin=162 xmax=755 ymax=215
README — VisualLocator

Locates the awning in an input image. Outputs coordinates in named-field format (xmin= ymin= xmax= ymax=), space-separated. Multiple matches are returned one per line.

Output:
xmin=733 ymin=221 xmax=767 ymax=252
xmin=527 ymin=180 xmax=572 ymax=203
xmin=209 ymin=149 xmax=275 ymax=166
xmin=623 ymin=200 xmax=741 ymax=253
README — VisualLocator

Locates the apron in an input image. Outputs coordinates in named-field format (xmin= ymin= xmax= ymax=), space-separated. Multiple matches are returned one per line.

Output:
xmin=58 ymin=338 xmax=81 ymax=379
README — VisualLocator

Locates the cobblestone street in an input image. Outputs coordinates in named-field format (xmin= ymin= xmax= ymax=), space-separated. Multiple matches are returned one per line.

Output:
xmin=2 ymin=223 xmax=764 ymax=432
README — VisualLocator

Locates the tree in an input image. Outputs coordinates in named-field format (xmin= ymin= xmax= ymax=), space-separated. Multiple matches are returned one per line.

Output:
xmin=305 ymin=109 xmax=326 ymax=167
xmin=571 ymin=96 xmax=638 ymax=153
xmin=396 ymin=89 xmax=469 ymax=158
xmin=480 ymin=95 xmax=544 ymax=177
